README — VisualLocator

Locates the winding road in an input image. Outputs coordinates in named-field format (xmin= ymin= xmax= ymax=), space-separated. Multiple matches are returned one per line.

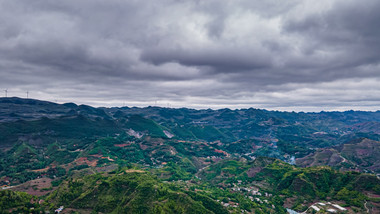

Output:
xmin=364 ymin=200 xmax=369 ymax=213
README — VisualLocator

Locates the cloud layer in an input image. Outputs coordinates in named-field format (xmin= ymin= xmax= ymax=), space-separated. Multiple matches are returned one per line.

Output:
xmin=1 ymin=0 xmax=380 ymax=111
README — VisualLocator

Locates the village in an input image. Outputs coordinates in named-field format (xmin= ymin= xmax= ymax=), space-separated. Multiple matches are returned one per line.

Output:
xmin=302 ymin=202 xmax=347 ymax=213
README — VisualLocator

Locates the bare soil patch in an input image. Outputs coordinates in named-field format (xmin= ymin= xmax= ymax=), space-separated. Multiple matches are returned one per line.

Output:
xmin=12 ymin=177 xmax=56 ymax=196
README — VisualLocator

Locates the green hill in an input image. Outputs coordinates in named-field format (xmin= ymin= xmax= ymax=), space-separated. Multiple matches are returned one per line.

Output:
xmin=47 ymin=170 xmax=227 ymax=214
xmin=123 ymin=115 xmax=167 ymax=138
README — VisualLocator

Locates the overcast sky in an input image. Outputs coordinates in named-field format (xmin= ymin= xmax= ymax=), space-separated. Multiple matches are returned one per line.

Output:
xmin=1 ymin=0 xmax=380 ymax=111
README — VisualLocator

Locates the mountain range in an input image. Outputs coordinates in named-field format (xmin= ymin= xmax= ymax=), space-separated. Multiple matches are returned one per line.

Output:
xmin=0 ymin=97 xmax=379 ymax=213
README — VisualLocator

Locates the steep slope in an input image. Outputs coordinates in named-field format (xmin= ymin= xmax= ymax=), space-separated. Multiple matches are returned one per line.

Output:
xmin=297 ymin=138 xmax=380 ymax=173
xmin=122 ymin=114 xmax=167 ymax=138
xmin=198 ymin=157 xmax=380 ymax=213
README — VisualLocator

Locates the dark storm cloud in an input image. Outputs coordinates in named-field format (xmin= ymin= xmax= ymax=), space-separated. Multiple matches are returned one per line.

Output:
xmin=140 ymin=47 xmax=272 ymax=71
xmin=0 ymin=0 xmax=380 ymax=111
xmin=283 ymin=0 xmax=380 ymax=73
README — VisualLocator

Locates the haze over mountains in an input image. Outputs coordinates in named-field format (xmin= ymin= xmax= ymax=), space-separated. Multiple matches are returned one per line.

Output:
xmin=0 ymin=97 xmax=379 ymax=213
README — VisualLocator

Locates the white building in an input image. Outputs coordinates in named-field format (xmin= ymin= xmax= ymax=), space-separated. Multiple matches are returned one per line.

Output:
xmin=311 ymin=205 xmax=320 ymax=212
xmin=332 ymin=204 xmax=347 ymax=211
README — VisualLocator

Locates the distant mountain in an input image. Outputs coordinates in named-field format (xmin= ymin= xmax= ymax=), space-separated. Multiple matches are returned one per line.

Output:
xmin=347 ymin=121 xmax=380 ymax=134
xmin=2 ymin=97 xmax=380 ymax=145
xmin=0 ymin=97 xmax=110 ymax=123
xmin=1 ymin=97 xmax=380 ymax=171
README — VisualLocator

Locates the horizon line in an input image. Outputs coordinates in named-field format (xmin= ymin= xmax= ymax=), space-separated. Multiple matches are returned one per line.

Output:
xmin=1 ymin=96 xmax=379 ymax=114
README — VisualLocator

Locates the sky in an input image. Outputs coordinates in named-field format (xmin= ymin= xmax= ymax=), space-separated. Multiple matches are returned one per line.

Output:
xmin=1 ymin=0 xmax=380 ymax=111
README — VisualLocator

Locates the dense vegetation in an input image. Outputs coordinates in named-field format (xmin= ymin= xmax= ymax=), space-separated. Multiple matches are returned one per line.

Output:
xmin=0 ymin=190 xmax=43 ymax=213
xmin=47 ymin=170 xmax=228 ymax=214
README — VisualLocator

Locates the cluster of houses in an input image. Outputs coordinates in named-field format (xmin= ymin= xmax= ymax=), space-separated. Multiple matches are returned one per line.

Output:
xmin=247 ymin=196 xmax=271 ymax=205
xmin=229 ymin=181 xmax=277 ymax=208
xmin=217 ymin=199 xmax=239 ymax=208
xmin=231 ymin=186 xmax=264 ymax=196
xmin=307 ymin=202 xmax=347 ymax=213
xmin=231 ymin=181 xmax=272 ymax=197
xmin=287 ymin=202 xmax=348 ymax=214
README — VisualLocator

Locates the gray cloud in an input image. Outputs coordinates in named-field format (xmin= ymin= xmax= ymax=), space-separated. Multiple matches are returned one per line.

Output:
xmin=0 ymin=0 xmax=380 ymax=111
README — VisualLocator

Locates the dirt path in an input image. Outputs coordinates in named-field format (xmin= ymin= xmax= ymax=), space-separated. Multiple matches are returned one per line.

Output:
xmin=125 ymin=169 xmax=146 ymax=173
xmin=339 ymin=154 xmax=358 ymax=166
xmin=364 ymin=201 xmax=369 ymax=213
